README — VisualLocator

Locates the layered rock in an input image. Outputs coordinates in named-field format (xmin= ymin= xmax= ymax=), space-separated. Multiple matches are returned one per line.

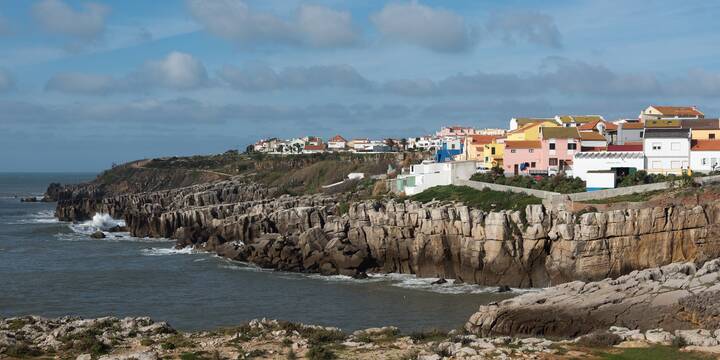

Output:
xmin=52 ymin=179 xmax=720 ymax=287
xmin=466 ymin=259 xmax=720 ymax=338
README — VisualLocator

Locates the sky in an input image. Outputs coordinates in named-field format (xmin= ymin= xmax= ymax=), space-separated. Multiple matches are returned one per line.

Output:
xmin=2 ymin=0 xmax=720 ymax=172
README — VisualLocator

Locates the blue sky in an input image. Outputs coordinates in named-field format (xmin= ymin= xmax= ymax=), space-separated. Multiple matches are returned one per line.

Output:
xmin=2 ymin=0 xmax=720 ymax=171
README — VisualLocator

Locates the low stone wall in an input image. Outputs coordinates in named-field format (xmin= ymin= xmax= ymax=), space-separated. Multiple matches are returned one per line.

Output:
xmin=453 ymin=179 xmax=559 ymax=200
xmin=563 ymin=181 xmax=670 ymax=202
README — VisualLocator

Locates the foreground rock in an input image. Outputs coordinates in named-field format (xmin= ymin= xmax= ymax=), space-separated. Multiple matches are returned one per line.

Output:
xmin=2 ymin=316 xmax=717 ymax=359
xmin=466 ymin=259 xmax=720 ymax=338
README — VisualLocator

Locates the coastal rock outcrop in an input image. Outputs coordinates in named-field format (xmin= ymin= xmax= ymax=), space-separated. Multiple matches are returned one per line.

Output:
xmin=52 ymin=179 xmax=720 ymax=288
xmin=466 ymin=259 xmax=720 ymax=338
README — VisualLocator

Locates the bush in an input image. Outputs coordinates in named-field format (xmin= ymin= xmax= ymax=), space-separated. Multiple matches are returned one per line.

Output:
xmin=409 ymin=329 xmax=447 ymax=343
xmin=410 ymin=185 xmax=542 ymax=212
xmin=470 ymin=173 xmax=585 ymax=194
xmin=306 ymin=344 xmax=336 ymax=360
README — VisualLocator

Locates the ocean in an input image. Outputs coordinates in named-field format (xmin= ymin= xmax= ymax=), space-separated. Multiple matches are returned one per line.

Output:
xmin=0 ymin=173 xmax=516 ymax=332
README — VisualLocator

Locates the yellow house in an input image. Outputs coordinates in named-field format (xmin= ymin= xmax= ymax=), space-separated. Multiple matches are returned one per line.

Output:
xmin=506 ymin=121 xmax=560 ymax=141
xmin=687 ymin=119 xmax=720 ymax=139
xmin=482 ymin=141 xmax=504 ymax=169
xmin=463 ymin=135 xmax=499 ymax=162
xmin=692 ymin=129 xmax=720 ymax=140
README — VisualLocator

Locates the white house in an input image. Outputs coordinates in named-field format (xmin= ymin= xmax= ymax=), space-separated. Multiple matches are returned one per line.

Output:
xmin=395 ymin=160 xmax=477 ymax=195
xmin=408 ymin=136 xmax=442 ymax=151
xmin=690 ymin=140 xmax=720 ymax=173
xmin=640 ymin=105 xmax=704 ymax=121
xmin=327 ymin=135 xmax=347 ymax=151
xmin=643 ymin=128 xmax=691 ymax=174
xmin=573 ymin=151 xmax=645 ymax=190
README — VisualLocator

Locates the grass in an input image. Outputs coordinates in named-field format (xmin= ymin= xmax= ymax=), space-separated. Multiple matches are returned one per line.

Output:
xmin=408 ymin=329 xmax=447 ymax=343
xmin=160 ymin=334 xmax=195 ymax=350
xmin=598 ymin=346 xmax=714 ymax=360
xmin=410 ymin=185 xmax=542 ymax=212
xmin=583 ymin=190 xmax=664 ymax=204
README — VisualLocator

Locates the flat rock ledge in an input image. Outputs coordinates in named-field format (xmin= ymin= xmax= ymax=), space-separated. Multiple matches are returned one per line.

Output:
xmin=466 ymin=258 xmax=720 ymax=338
xmin=3 ymin=316 xmax=720 ymax=359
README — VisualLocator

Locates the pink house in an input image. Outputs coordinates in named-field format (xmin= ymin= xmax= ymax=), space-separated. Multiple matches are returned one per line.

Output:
xmin=503 ymin=140 xmax=542 ymax=175
xmin=538 ymin=127 xmax=580 ymax=175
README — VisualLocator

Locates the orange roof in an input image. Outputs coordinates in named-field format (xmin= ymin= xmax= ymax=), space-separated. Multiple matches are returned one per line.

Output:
xmin=579 ymin=131 xmax=607 ymax=141
xmin=651 ymin=106 xmax=704 ymax=117
xmin=578 ymin=119 xmax=618 ymax=131
xmin=304 ymin=144 xmax=325 ymax=151
xmin=505 ymin=140 xmax=541 ymax=149
xmin=691 ymin=140 xmax=720 ymax=151
xmin=468 ymin=135 xmax=498 ymax=145
xmin=329 ymin=135 xmax=346 ymax=142
xmin=622 ymin=122 xmax=645 ymax=129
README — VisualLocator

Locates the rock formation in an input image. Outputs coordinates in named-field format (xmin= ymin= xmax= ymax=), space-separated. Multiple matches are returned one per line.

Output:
xmin=466 ymin=259 xmax=720 ymax=337
xmin=51 ymin=178 xmax=720 ymax=288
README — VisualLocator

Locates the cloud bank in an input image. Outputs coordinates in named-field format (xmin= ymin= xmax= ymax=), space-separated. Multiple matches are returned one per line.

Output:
xmin=32 ymin=0 xmax=109 ymax=41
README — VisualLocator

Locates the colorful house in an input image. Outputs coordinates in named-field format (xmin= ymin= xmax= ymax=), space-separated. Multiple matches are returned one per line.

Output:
xmin=327 ymin=135 xmax=347 ymax=151
xmin=462 ymin=135 xmax=498 ymax=161
xmin=506 ymin=120 xmax=559 ymax=141
xmin=555 ymin=115 xmax=604 ymax=128
xmin=509 ymin=117 xmax=556 ymax=131
xmin=435 ymin=137 xmax=464 ymax=162
xmin=683 ymin=119 xmax=720 ymax=140
xmin=503 ymin=140 xmax=542 ymax=175
xmin=579 ymin=131 xmax=608 ymax=150
xmin=690 ymin=140 xmax=720 ymax=173
xmin=482 ymin=141 xmax=505 ymax=170
xmin=539 ymin=127 xmax=581 ymax=176
xmin=616 ymin=121 xmax=645 ymax=145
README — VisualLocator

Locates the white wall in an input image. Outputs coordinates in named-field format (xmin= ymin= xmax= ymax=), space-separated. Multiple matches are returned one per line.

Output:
xmin=403 ymin=161 xmax=477 ymax=195
xmin=690 ymin=151 xmax=720 ymax=173
xmin=586 ymin=172 xmax=616 ymax=189
xmin=643 ymin=138 xmax=690 ymax=173
xmin=573 ymin=153 xmax=644 ymax=184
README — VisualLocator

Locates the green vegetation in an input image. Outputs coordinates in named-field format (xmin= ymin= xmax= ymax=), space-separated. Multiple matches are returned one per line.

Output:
xmin=471 ymin=172 xmax=586 ymax=194
xmin=354 ymin=328 xmax=401 ymax=343
xmin=618 ymin=170 xmax=696 ymax=188
xmin=410 ymin=185 xmax=542 ymax=211
xmin=583 ymin=190 xmax=664 ymax=204
xmin=306 ymin=344 xmax=337 ymax=360
xmin=160 ymin=334 xmax=195 ymax=350
xmin=597 ymin=346 xmax=713 ymax=360
xmin=408 ymin=329 xmax=447 ymax=343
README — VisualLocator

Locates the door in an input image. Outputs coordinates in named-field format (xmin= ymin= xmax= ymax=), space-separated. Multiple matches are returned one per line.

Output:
xmin=514 ymin=164 xmax=519 ymax=175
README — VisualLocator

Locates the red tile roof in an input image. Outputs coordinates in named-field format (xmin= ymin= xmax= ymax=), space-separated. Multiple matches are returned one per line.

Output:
xmin=607 ymin=144 xmax=643 ymax=151
xmin=691 ymin=140 xmax=720 ymax=151
xmin=622 ymin=122 xmax=645 ymax=129
xmin=579 ymin=131 xmax=607 ymax=141
xmin=304 ymin=144 xmax=325 ymax=151
xmin=578 ymin=119 xmax=618 ymax=131
xmin=329 ymin=135 xmax=347 ymax=142
xmin=469 ymin=135 xmax=498 ymax=145
xmin=505 ymin=140 xmax=541 ymax=149
xmin=651 ymin=106 xmax=704 ymax=117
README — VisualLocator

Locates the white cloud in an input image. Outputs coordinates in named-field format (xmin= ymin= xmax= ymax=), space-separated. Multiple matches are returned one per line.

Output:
xmin=32 ymin=0 xmax=109 ymax=40
xmin=0 ymin=70 xmax=15 ymax=92
xmin=137 ymin=51 xmax=208 ymax=90
xmin=486 ymin=11 xmax=562 ymax=48
xmin=371 ymin=2 xmax=474 ymax=53
xmin=218 ymin=64 xmax=370 ymax=91
xmin=45 ymin=52 xmax=208 ymax=94
xmin=186 ymin=0 xmax=358 ymax=48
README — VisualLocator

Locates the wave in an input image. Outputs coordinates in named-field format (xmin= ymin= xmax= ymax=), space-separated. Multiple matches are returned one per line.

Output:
xmin=140 ymin=247 xmax=195 ymax=256
xmin=368 ymin=273 xmax=539 ymax=295
xmin=8 ymin=210 xmax=60 ymax=225
xmin=61 ymin=213 xmax=171 ymax=243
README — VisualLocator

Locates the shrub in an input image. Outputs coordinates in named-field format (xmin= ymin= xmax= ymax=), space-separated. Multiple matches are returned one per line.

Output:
xmin=409 ymin=329 xmax=447 ymax=343
xmin=470 ymin=173 xmax=585 ymax=193
xmin=306 ymin=344 xmax=336 ymax=360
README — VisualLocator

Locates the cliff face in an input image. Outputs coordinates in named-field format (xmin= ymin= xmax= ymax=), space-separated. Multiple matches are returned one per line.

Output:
xmin=53 ymin=179 xmax=720 ymax=288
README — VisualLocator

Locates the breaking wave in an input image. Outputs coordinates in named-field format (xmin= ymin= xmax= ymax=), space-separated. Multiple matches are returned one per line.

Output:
xmin=140 ymin=247 xmax=195 ymax=256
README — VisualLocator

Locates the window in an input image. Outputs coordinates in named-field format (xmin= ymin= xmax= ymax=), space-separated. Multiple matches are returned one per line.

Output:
xmin=640 ymin=131 xmax=644 ymax=138
xmin=549 ymin=143 xmax=556 ymax=150
xmin=510 ymin=149 xmax=516 ymax=153
xmin=711 ymin=133 xmax=716 ymax=139
xmin=491 ymin=147 xmax=496 ymax=155
xmin=549 ymin=158 xmax=558 ymax=166
xmin=529 ymin=149 xmax=534 ymax=153
xmin=485 ymin=157 xmax=489 ymax=162
xmin=671 ymin=142 xmax=680 ymax=151
xmin=652 ymin=143 xmax=661 ymax=150
xmin=703 ymin=158 xmax=708 ymax=165
xmin=567 ymin=143 xmax=577 ymax=150
xmin=531 ymin=162 xmax=536 ymax=168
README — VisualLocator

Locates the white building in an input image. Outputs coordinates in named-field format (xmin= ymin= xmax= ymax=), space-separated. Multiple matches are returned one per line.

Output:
xmin=573 ymin=151 xmax=645 ymax=190
xmin=408 ymin=136 xmax=442 ymax=151
xmin=643 ymin=128 xmax=691 ymax=175
xmin=395 ymin=160 xmax=477 ymax=195
xmin=690 ymin=140 xmax=720 ymax=173
xmin=327 ymin=135 xmax=347 ymax=151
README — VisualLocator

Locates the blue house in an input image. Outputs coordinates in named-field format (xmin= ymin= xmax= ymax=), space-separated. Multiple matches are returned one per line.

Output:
xmin=435 ymin=138 xmax=464 ymax=162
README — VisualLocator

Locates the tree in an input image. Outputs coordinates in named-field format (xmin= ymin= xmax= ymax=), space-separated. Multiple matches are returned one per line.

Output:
xmin=385 ymin=138 xmax=396 ymax=151
xmin=245 ymin=145 xmax=254 ymax=154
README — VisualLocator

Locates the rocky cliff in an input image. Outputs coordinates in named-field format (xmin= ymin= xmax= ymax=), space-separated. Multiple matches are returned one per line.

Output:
xmin=52 ymin=179 xmax=720 ymax=288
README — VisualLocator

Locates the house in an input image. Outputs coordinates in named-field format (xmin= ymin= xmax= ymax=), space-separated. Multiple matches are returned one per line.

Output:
xmin=645 ymin=119 xmax=681 ymax=129
xmin=407 ymin=136 xmax=442 ymax=151
xmin=682 ymin=119 xmax=720 ymax=140
xmin=555 ymin=115 xmax=604 ymax=128
xmin=539 ymin=127 xmax=580 ymax=176
xmin=573 ymin=151 xmax=645 ymax=190
xmin=435 ymin=137 xmax=464 ymax=162
xmin=503 ymin=140 xmax=542 ymax=175
xmin=476 ymin=128 xmax=507 ymax=136
xmin=395 ymin=160 xmax=477 ymax=195
xmin=509 ymin=117 xmax=556 ymax=131
xmin=352 ymin=139 xmax=389 ymax=152
xmin=482 ymin=140 xmax=505 ymax=170
xmin=690 ymin=140 xmax=720 ymax=173
xmin=579 ymin=131 xmax=608 ymax=151
xmin=578 ymin=118 xmax=617 ymax=143
xmin=436 ymin=126 xmax=478 ymax=138
xmin=506 ymin=120 xmax=559 ymax=141
xmin=640 ymin=106 xmax=704 ymax=121
xmin=616 ymin=121 xmax=645 ymax=145
xmin=461 ymin=135 xmax=498 ymax=161
xmin=327 ymin=135 xmax=347 ymax=151
xmin=643 ymin=128 xmax=691 ymax=175
xmin=303 ymin=143 xmax=326 ymax=154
